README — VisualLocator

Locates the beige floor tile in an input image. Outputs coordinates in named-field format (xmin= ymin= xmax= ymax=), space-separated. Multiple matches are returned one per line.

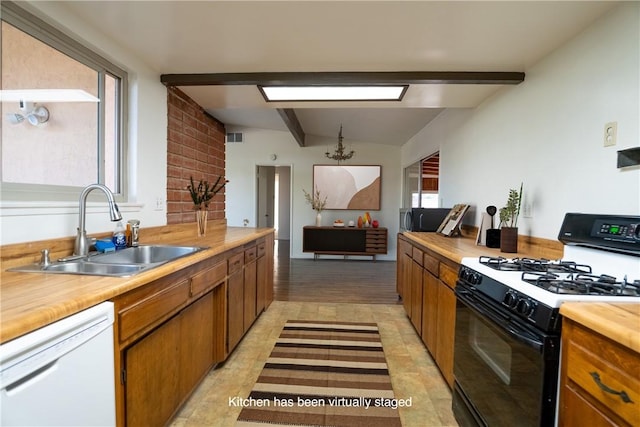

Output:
xmin=170 ymin=301 xmax=457 ymax=427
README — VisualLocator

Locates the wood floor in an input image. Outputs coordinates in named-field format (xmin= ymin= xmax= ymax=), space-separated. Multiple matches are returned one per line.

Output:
xmin=273 ymin=239 xmax=401 ymax=304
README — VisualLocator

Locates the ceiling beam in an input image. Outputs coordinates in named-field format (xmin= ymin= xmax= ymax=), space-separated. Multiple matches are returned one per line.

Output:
xmin=277 ymin=108 xmax=305 ymax=147
xmin=160 ymin=71 xmax=525 ymax=86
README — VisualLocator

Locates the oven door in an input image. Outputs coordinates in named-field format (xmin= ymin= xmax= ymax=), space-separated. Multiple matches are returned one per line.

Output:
xmin=453 ymin=285 xmax=560 ymax=427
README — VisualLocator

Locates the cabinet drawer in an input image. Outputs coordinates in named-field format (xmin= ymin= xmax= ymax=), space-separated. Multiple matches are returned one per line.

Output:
xmin=398 ymin=238 xmax=413 ymax=256
xmin=565 ymin=324 xmax=640 ymax=426
xmin=439 ymin=263 xmax=458 ymax=289
xmin=190 ymin=261 xmax=226 ymax=297
xmin=257 ymin=241 xmax=266 ymax=258
xmin=228 ymin=252 xmax=243 ymax=274
xmin=119 ymin=279 xmax=190 ymax=342
xmin=245 ymin=246 xmax=257 ymax=263
xmin=412 ymin=247 xmax=423 ymax=265
xmin=423 ymin=252 xmax=439 ymax=276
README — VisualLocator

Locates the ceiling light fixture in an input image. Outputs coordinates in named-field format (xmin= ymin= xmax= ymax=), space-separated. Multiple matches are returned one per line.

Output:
xmin=0 ymin=89 xmax=99 ymax=103
xmin=259 ymin=85 xmax=408 ymax=102
xmin=326 ymin=125 xmax=354 ymax=164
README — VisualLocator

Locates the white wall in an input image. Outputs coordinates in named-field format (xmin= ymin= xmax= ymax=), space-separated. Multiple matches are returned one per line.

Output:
xmin=0 ymin=2 xmax=168 ymax=245
xmin=226 ymin=128 xmax=401 ymax=259
xmin=402 ymin=2 xmax=640 ymax=240
xmin=276 ymin=166 xmax=291 ymax=240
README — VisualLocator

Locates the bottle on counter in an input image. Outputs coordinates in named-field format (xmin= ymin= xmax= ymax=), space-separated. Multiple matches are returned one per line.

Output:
xmin=112 ymin=220 xmax=126 ymax=250
xmin=128 ymin=219 xmax=140 ymax=247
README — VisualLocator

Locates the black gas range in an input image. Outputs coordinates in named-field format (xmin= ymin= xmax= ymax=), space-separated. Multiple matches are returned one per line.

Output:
xmin=452 ymin=213 xmax=640 ymax=427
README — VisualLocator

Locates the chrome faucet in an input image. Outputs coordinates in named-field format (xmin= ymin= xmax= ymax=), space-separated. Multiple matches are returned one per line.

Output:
xmin=74 ymin=184 xmax=122 ymax=256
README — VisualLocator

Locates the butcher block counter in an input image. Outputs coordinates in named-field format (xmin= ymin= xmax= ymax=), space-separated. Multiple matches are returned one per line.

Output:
xmin=558 ymin=302 xmax=640 ymax=426
xmin=560 ymin=302 xmax=640 ymax=354
xmin=0 ymin=223 xmax=273 ymax=344
xmin=401 ymin=230 xmax=564 ymax=263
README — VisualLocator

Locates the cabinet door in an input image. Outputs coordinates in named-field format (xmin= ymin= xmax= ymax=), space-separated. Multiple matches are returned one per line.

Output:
xmin=400 ymin=252 xmax=412 ymax=315
xmin=256 ymin=253 xmax=266 ymax=315
xmin=410 ymin=260 xmax=423 ymax=334
xmin=435 ymin=282 xmax=456 ymax=388
xmin=421 ymin=271 xmax=439 ymax=355
xmin=561 ymin=384 xmax=619 ymax=427
xmin=243 ymin=259 xmax=257 ymax=332
xmin=264 ymin=233 xmax=274 ymax=308
xmin=227 ymin=270 xmax=244 ymax=353
xmin=125 ymin=313 xmax=180 ymax=427
xmin=179 ymin=292 xmax=214 ymax=398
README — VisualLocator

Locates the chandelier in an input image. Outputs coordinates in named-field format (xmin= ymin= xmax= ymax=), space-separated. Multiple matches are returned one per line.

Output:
xmin=325 ymin=125 xmax=354 ymax=164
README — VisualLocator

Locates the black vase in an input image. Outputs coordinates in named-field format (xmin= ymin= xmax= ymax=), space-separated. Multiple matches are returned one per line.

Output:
xmin=500 ymin=227 xmax=518 ymax=253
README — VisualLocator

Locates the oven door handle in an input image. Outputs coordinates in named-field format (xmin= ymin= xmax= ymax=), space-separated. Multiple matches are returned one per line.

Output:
xmin=456 ymin=289 xmax=544 ymax=351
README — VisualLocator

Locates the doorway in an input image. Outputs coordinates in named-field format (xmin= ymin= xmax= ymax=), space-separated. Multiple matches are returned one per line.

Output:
xmin=256 ymin=165 xmax=291 ymax=243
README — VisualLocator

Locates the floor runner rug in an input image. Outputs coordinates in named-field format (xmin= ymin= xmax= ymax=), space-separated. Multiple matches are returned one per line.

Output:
xmin=236 ymin=320 xmax=402 ymax=426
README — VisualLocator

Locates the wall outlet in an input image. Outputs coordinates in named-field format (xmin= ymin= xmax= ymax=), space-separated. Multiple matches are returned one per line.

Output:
xmin=155 ymin=197 xmax=164 ymax=211
xmin=522 ymin=202 xmax=533 ymax=218
xmin=604 ymin=121 xmax=617 ymax=147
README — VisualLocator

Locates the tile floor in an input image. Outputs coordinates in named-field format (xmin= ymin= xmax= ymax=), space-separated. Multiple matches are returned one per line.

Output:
xmin=170 ymin=301 xmax=458 ymax=427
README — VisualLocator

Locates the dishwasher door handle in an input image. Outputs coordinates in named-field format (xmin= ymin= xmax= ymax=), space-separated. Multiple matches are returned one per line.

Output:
xmin=3 ymin=360 xmax=58 ymax=395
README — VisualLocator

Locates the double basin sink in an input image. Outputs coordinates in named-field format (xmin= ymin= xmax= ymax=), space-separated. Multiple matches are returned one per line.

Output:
xmin=10 ymin=245 xmax=207 ymax=277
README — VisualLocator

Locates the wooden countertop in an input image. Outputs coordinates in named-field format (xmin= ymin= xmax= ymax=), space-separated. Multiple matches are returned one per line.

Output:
xmin=560 ymin=302 xmax=640 ymax=354
xmin=0 ymin=225 xmax=273 ymax=344
xmin=401 ymin=230 xmax=564 ymax=263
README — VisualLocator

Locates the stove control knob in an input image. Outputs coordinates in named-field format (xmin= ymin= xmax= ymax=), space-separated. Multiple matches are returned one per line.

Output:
xmin=503 ymin=291 xmax=518 ymax=308
xmin=516 ymin=298 xmax=535 ymax=317
xmin=470 ymin=273 xmax=482 ymax=285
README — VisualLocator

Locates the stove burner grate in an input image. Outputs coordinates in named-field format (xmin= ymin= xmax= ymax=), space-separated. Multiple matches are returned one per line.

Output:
xmin=479 ymin=256 xmax=592 ymax=274
xmin=521 ymin=272 xmax=640 ymax=296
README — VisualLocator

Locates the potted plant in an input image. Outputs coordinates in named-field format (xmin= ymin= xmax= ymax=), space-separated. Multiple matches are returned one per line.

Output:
xmin=303 ymin=186 xmax=327 ymax=226
xmin=498 ymin=183 xmax=523 ymax=253
xmin=187 ymin=176 xmax=228 ymax=236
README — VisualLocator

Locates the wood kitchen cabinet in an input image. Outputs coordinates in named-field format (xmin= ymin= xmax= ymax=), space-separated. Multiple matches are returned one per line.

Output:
xmin=112 ymin=233 xmax=275 ymax=427
xmin=410 ymin=247 xmax=424 ymax=334
xmin=227 ymin=250 xmax=244 ymax=354
xmin=115 ymin=257 xmax=225 ymax=427
xmin=243 ymin=245 xmax=258 ymax=330
xmin=559 ymin=318 xmax=640 ymax=427
xmin=397 ymin=234 xmax=458 ymax=388
xmin=397 ymin=237 xmax=413 ymax=316
xmin=256 ymin=235 xmax=274 ymax=314
xmin=124 ymin=308 xmax=181 ymax=427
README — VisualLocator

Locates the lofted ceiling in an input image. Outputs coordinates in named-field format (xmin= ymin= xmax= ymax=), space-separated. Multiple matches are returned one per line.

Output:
xmin=52 ymin=1 xmax=616 ymax=146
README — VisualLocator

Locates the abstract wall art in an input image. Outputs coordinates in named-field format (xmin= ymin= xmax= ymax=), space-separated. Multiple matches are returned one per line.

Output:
xmin=312 ymin=165 xmax=381 ymax=210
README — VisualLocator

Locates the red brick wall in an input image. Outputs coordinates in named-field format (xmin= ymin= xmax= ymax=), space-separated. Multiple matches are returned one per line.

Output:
xmin=166 ymin=87 xmax=226 ymax=224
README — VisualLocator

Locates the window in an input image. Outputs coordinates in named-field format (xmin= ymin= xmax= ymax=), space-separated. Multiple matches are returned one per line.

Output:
xmin=1 ymin=2 xmax=127 ymax=201
xmin=403 ymin=152 xmax=440 ymax=208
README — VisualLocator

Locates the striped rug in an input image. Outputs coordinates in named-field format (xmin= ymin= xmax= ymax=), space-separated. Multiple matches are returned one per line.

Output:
xmin=236 ymin=320 xmax=402 ymax=426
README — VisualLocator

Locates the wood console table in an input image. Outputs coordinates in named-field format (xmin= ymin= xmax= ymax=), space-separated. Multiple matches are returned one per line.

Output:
xmin=302 ymin=226 xmax=388 ymax=260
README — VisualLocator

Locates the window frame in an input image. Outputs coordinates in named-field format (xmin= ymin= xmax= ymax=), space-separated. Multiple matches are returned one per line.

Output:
xmin=0 ymin=1 xmax=128 ymax=202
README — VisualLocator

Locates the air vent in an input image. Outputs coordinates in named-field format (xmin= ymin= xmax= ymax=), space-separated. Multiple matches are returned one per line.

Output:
xmin=226 ymin=132 xmax=244 ymax=143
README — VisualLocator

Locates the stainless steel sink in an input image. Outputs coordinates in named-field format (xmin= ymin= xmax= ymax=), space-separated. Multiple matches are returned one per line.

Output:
xmin=44 ymin=262 xmax=146 ymax=276
xmin=7 ymin=245 xmax=207 ymax=277
xmin=88 ymin=245 xmax=204 ymax=265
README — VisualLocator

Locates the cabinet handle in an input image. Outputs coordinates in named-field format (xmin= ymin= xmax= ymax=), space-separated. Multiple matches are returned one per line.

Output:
xmin=590 ymin=372 xmax=634 ymax=403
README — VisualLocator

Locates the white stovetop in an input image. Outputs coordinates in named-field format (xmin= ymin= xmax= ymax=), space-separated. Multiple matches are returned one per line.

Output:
xmin=461 ymin=246 xmax=640 ymax=308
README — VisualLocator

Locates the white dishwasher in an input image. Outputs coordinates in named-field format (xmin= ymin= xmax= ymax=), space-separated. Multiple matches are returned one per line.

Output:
xmin=1 ymin=301 xmax=116 ymax=426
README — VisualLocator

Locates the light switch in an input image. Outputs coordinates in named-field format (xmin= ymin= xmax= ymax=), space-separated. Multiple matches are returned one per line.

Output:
xmin=604 ymin=122 xmax=617 ymax=147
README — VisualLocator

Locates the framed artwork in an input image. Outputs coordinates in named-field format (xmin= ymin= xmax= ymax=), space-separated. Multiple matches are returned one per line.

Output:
xmin=312 ymin=165 xmax=381 ymax=210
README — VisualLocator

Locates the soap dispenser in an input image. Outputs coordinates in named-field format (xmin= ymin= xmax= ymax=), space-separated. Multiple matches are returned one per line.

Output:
xmin=112 ymin=220 xmax=126 ymax=250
